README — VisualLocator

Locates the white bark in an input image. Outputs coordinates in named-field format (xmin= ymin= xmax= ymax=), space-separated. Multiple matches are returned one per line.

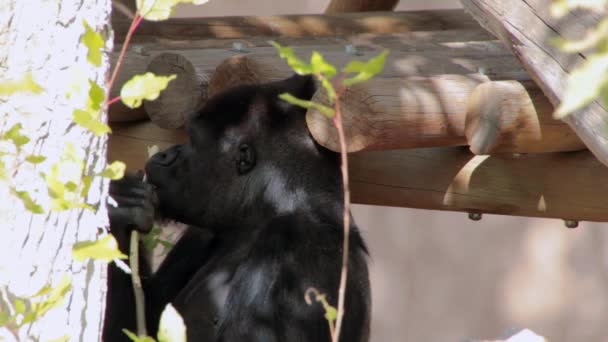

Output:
xmin=0 ymin=1 xmax=112 ymax=340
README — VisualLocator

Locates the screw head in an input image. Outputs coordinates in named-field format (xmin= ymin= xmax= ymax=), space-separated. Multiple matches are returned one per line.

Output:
xmin=468 ymin=212 xmax=483 ymax=221
xmin=564 ymin=220 xmax=579 ymax=229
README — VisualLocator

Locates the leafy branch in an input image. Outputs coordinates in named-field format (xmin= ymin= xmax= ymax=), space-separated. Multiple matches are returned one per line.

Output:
xmin=271 ymin=41 xmax=387 ymax=342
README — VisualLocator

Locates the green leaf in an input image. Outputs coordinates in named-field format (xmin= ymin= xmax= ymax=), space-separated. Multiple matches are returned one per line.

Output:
xmin=72 ymin=235 xmax=128 ymax=262
xmin=157 ymin=304 xmax=186 ymax=342
xmin=551 ymin=0 xmax=606 ymax=18
xmin=25 ymin=155 xmax=46 ymax=164
xmin=12 ymin=188 xmax=44 ymax=214
xmin=552 ymin=18 xmax=608 ymax=53
xmin=99 ymin=161 xmax=126 ymax=180
xmin=0 ymin=311 xmax=9 ymax=326
xmin=48 ymin=335 xmax=70 ymax=342
xmin=279 ymin=93 xmax=335 ymax=117
xmin=320 ymin=77 xmax=337 ymax=103
xmin=88 ymin=79 xmax=105 ymax=111
xmin=310 ymin=51 xmax=337 ymax=78
xmin=4 ymin=123 xmax=30 ymax=147
xmin=73 ymin=108 xmax=112 ymax=136
xmin=137 ymin=0 xmax=209 ymax=21
xmin=81 ymin=20 xmax=104 ymax=66
xmin=269 ymin=41 xmax=313 ymax=75
xmin=0 ymin=72 xmax=44 ymax=95
xmin=26 ymin=275 xmax=71 ymax=324
xmin=555 ymin=53 xmax=608 ymax=118
xmin=342 ymin=50 xmax=388 ymax=87
xmin=324 ymin=305 xmax=337 ymax=323
xmin=120 ymin=72 xmax=177 ymax=109
xmin=123 ymin=329 xmax=157 ymax=342
xmin=13 ymin=299 xmax=26 ymax=314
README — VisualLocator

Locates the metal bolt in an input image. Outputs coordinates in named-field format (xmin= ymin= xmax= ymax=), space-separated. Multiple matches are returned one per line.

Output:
xmin=231 ymin=42 xmax=249 ymax=53
xmin=345 ymin=44 xmax=363 ymax=56
xmin=477 ymin=67 xmax=486 ymax=75
xmin=564 ymin=219 xmax=579 ymax=229
xmin=468 ymin=212 xmax=483 ymax=221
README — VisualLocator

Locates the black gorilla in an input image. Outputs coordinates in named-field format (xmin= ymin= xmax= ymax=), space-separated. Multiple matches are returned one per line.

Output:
xmin=104 ymin=75 xmax=370 ymax=342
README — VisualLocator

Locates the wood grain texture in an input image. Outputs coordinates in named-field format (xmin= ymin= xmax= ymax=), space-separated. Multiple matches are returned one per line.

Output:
xmin=465 ymin=81 xmax=584 ymax=154
xmin=113 ymin=10 xmax=482 ymax=44
xmin=325 ymin=0 xmax=399 ymax=13
xmin=107 ymin=121 xmax=608 ymax=221
xmin=461 ymin=0 xmax=608 ymax=166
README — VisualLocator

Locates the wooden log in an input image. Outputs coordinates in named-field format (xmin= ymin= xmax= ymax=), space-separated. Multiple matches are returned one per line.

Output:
xmin=350 ymin=148 xmax=608 ymax=222
xmin=127 ymin=30 xmax=525 ymax=128
xmin=113 ymin=10 xmax=483 ymax=44
xmin=461 ymin=0 xmax=608 ymax=166
xmin=325 ymin=0 xmax=399 ymax=13
xmin=464 ymin=81 xmax=584 ymax=154
xmin=143 ymin=53 xmax=205 ymax=129
xmin=107 ymin=121 xmax=608 ymax=221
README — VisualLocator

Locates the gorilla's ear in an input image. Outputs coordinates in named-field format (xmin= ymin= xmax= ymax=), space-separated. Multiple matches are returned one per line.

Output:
xmin=274 ymin=74 xmax=316 ymax=102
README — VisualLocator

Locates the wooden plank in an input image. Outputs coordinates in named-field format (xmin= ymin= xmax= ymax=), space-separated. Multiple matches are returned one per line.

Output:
xmin=461 ymin=0 xmax=608 ymax=166
xmin=107 ymin=121 xmax=608 ymax=221
xmin=350 ymin=148 xmax=608 ymax=222
xmin=113 ymin=9 xmax=484 ymax=44
xmin=325 ymin=0 xmax=399 ymax=13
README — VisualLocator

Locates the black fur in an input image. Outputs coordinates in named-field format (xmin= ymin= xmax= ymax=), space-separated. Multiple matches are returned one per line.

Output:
xmin=104 ymin=75 xmax=370 ymax=342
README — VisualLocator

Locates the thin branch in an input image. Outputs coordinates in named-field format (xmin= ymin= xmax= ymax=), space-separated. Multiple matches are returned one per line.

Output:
xmin=332 ymin=96 xmax=351 ymax=342
xmin=106 ymin=15 xmax=143 ymax=98
xmin=130 ymin=230 xmax=147 ymax=337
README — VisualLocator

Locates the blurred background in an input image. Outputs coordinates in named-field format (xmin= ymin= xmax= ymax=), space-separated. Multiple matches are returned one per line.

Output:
xmin=172 ymin=1 xmax=608 ymax=341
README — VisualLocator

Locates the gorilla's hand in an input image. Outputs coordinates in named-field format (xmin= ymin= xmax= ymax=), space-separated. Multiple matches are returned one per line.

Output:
xmin=108 ymin=171 xmax=158 ymax=233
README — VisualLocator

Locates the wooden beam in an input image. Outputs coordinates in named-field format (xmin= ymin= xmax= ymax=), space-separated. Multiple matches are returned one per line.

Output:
xmin=465 ymin=81 xmax=584 ymax=154
xmin=113 ymin=10 xmax=483 ymax=44
xmin=325 ymin=0 xmax=399 ymax=13
xmin=112 ymin=29 xmax=512 ymax=123
xmin=107 ymin=121 xmax=608 ymax=221
xmin=461 ymin=0 xmax=608 ymax=166
xmin=350 ymin=148 xmax=608 ymax=222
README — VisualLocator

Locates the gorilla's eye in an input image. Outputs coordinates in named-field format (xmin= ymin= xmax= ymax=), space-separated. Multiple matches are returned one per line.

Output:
xmin=237 ymin=143 xmax=256 ymax=175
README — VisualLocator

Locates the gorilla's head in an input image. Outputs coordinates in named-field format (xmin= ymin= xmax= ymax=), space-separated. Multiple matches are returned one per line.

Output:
xmin=145 ymin=75 xmax=340 ymax=229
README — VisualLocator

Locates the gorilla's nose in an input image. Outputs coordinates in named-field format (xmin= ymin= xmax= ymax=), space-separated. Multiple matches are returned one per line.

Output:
xmin=151 ymin=144 xmax=182 ymax=166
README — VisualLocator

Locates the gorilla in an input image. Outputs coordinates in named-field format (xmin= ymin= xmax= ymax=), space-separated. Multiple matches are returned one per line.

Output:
xmin=104 ymin=75 xmax=370 ymax=342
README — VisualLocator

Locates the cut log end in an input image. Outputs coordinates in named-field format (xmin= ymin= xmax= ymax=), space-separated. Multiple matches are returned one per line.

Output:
xmin=465 ymin=81 xmax=584 ymax=155
xmin=144 ymin=52 xmax=205 ymax=129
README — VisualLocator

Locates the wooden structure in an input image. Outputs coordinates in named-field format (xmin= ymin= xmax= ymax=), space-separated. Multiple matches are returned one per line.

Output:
xmin=108 ymin=4 xmax=608 ymax=222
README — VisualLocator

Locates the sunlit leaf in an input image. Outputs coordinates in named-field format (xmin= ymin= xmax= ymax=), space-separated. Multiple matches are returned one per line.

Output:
xmin=4 ymin=123 xmax=30 ymax=147
xmin=73 ymin=108 xmax=112 ymax=136
xmin=99 ymin=161 xmax=126 ymax=180
xmin=137 ymin=0 xmax=209 ymax=21
xmin=123 ymin=329 xmax=157 ymax=342
xmin=324 ymin=304 xmax=337 ymax=323
xmin=555 ymin=53 xmax=608 ymax=118
xmin=342 ymin=50 xmax=388 ymax=86
xmin=551 ymin=0 xmax=606 ymax=18
xmin=279 ymin=93 xmax=335 ymax=117
xmin=0 ymin=311 xmax=9 ymax=326
xmin=120 ymin=72 xmax=176 ymax=109
xmin=157 ymin=304 xmax=186 ymax=342
xmin=269 ymin=41 xmax=313 ymax=75
xmin=320 ymin=77 xmax=337 ymax=103
xmin=88 ymin=79 xmax=105 ymax=111
xmin=25 ymin=275 xmax=71 ymax=324
xmin=72 ymin=235 xmax=128 ymax=262
xmin=13 ymin=299 xmax=26 ymax=314
xmin=25 ymin=155 xmax=46 ymax=164
xmin=12 ymin=188 xmax=44 ymax=214
xmin=81 ymin=20 xmax=104 ymax=66
xmin=310 ymin=51 xmax=337 ymax=78
xmin=552 ymin=18 xmax=608 ymax=52
xmin=48 ymin=335 xmax=70 ymax=342
xmin=0 ymin=72 xmax=44 ymax=95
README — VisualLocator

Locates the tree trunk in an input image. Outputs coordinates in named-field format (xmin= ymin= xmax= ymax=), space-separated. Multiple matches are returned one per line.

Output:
xmin=0 ymin=1 xmax=111 ymax=341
